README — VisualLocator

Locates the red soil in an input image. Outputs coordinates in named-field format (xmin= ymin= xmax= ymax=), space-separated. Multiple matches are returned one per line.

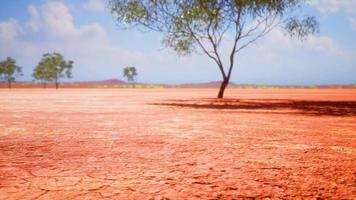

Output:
xmin=0 ymin=88 xmax=355 ymax=199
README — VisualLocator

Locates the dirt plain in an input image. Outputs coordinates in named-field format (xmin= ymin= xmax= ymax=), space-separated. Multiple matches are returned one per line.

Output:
xmin=0 ymin=88 xmax=355 ymax=199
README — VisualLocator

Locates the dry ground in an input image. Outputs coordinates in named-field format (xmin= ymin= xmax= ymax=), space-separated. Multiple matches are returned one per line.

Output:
xmin=0 ymin=88 xmax=355 ymax=199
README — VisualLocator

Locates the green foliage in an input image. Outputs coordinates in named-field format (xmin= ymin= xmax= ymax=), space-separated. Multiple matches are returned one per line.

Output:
xmin=0 ymin=57 xmax=22 ymax=88
xmin=286 ymin=16 xmax=319 ymax=40
xmin=110 ymin=0 xmax=318 ymax=55
xmin=33 ymin=59 xmax=55 ymax=84
xmin=34 ymin=52 xmax=73 ymax=88
xmin=123 ymin=66 xmax=138 ymax=83
xmin=110 ymin=0 xmax=318 ymax=98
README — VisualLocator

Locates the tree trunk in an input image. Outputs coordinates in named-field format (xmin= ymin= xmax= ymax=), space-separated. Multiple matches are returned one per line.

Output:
xmin=217 ymin=79 xmax=229 ymax=98
xmin=8 ymin=80 xmax=11 ymax=89
xmin=55 ymin=76 xmax=59 ymax=89
xmin=43 ymin=82 xmax=46 ymax=88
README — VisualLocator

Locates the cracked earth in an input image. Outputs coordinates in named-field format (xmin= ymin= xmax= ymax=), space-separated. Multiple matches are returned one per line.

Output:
xmin=0 ymin=88 xmax=355 ymax=199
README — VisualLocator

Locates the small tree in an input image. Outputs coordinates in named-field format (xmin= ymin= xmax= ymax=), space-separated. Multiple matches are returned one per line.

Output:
xmin=36 ymin=53 xmax=73 ymax=89
xmin=0 ymin=57 xmax=22 ymax=88
xmin=123 ymin=66 xmax=138 ymax=87
xmin=32 ymin=60 xmax=55 ymax=88
xmin=110 ymin=0 xmax=318 ymax=98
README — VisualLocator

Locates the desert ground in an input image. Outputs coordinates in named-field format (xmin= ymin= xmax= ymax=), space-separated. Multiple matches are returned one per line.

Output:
xmin=0 ymin=88 xmax=355 ymax=199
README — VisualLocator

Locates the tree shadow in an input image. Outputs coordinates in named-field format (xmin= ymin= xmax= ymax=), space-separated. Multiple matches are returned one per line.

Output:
xmin=151 ymin=98 xmax=356 ymax=116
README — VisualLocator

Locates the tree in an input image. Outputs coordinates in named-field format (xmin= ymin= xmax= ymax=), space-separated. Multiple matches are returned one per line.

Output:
xmin=110 ymin=0 xmax=318 ymax=98
xmin=36 ymin=53 xmax=73 ymax=89
xmin=123 ymin=66 xmax=138 ymax=87
xmin=0 ymin=57 xmax=22 ymax=88
xmin=32 ymin=60 xmax=55 ymax=88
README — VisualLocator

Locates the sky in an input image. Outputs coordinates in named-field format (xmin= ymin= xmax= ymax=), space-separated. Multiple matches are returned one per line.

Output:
xmin=0 ymin=0 xmax=355 ymax=85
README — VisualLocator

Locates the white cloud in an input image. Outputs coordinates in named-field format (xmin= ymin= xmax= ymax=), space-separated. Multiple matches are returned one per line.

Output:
xmin=264 ymin=29 xmax=350 ymax=58
xmin=308 ymin=0 xmax=356 ymax=58
xmin=41 ymin=1 xmax=78 ymax=37
xmin=349 ymin=17 xmax=356 ymax=32
xmin=306 ymin=35 xmax=347 ymax=56
xmin=226 ymin=25 xmax=351 ymax=59
xmin=309 ymin=0 xmax=356 ymax=14
xmin=0 ymin=19 xmax=22 ymax=42
xmin=0 ymin=1 xmax=140 ymax=73
xmin=84 ymin=0 xmax=106 ymax=12
xmin=26 ymin=4 xmax=40 ymax=32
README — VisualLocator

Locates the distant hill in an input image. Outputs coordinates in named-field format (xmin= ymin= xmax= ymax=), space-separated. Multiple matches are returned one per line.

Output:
xmin=175 ymin=81 xmax=236 ymax=88
xmin=61 ymin=78 xmax=127 ymax=88
xmin=74 ymin=79 xmax=126 ymax=85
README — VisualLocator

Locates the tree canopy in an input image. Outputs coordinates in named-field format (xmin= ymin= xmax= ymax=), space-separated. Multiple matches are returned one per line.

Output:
xmin=35 ymin=53 xmax=73 ymax=89
xmin=0 ymin=57 xmax=22 ymax=88
xmin=110 ymin=0 xmax=318 ymax=98
xmin=123 ymin=66 xmax=138 ymax=87
xmin=33 ymin=59 xmax=56 ymax=88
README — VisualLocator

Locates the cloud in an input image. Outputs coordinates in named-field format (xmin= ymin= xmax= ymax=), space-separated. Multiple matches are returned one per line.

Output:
xmin=309 ymin=0 xmax=356 ymax=14
xmin=306 ymin=35 xmax=343 ymax=55
xmin=0 ymin=1 xmax=148 ymax=80
xmin=349 ymin=17 xmax=356 ymax=32
xmin=0 ymin=19 xmax=22 ymax=42
xmin=262 ymin=29 xmax=354 ymax=59
xmin=26 ymin=4 xmax=40 ymax=32
xmin=42 ymin=1 xmax=81 ymax=37
xmin=84 ymin=0 xmax=106 ymax=12
xmin=223 ymin=26 xmax=353 ymax=63
xmin=0 ymin=1 xmax=201 ymax=83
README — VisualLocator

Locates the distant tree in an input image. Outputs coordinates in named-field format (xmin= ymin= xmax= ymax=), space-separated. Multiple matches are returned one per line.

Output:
xmin=32 ymin=59 xmax=55 ymax=88
xmin=110 ymin=0 xmax=318 ymax=98
xmin=36 ymin=53 xmax=73 ymax=89
xmin=0 ymin=57 xmax=22 ymax=88
xmin=123 ymin=66 xmax=138 ymax=87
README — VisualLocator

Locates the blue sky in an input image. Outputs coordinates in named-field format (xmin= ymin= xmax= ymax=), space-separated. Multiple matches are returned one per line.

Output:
xmin=0 ymin=0 xmax=355 ymax=85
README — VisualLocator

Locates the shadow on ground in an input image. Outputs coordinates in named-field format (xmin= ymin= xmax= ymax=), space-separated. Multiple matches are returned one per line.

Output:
xmin=151 ymin=98 xmax=356 ymax=116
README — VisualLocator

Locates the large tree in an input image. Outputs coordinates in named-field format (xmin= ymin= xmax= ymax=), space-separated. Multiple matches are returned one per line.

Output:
xmin=123 ymin=66 xmax=138 ymax=87
xmin=36 ymin=53 xmax=73 ymax=89
xmin=0 ymin=57 xmax=22 ymax=88
xmin=110 ymin=0 xmax=318 ymax=98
